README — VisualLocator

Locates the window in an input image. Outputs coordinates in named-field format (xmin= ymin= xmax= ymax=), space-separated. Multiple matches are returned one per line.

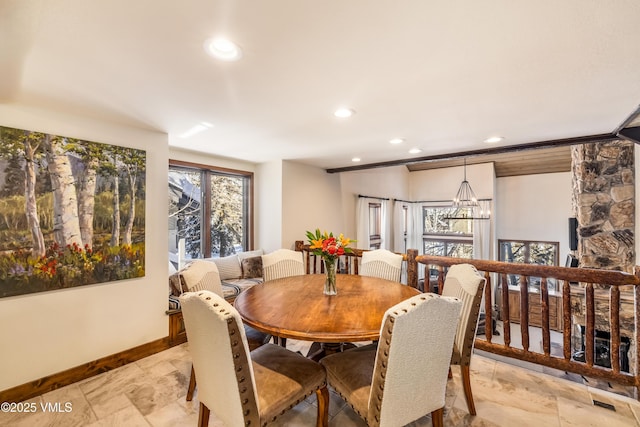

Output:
xmin=169 ymin=161 xmax=252 ymax=265
xmin=368 ymin=202 xmax=381 ymax=249
xmin=499 ymin=239 xmax=559 ymax=291
xmin=422 ymin=206 xmax=473 ymax=258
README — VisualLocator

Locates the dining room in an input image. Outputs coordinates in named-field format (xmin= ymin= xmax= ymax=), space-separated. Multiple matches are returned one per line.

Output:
xmin=3 ymin=1 xmax=640 ymax=426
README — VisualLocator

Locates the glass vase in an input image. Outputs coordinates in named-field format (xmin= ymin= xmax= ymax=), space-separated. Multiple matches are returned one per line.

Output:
xmin=323 ymin=258 xmax=337 ymax=295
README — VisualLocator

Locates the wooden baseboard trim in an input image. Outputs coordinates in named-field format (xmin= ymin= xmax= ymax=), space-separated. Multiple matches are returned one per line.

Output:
xmin=0 ymin=337 xmax=173 ymax=404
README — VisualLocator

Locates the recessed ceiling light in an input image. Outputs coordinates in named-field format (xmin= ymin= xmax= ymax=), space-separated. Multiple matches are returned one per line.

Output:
xmin=389 ymin=138 xmax=404 ymax=144
xmin=484 ymin=136 xmax=504 ymax=143
xmin=334 ymin=108 xmax=355 ymax=118
xmin=351 ymin=157 xmax=361 ymax=162
xmin=204 ymin=37 xmax=242 ymax=61
xmin=179 ymin=122 xmax=214 ymax=139
xmin=408 ymin=148 xmax=422 ymax=154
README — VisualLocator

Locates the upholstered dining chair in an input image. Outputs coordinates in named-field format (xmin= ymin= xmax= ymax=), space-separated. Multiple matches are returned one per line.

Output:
xmin=261 ymin=248 xmax=305 ymax=347
xmin=178 ymin=260 xmax=270 ymax=402
xmin=180 ymin=291 xmax=329 ymax=427
xmin=441 ymin=263 xmax=487 ymax=416
xmin=360 ymin=248 xmax=404 ymax=282
xmin=320 ymin=293 xmax=462 ymax=427
xmin=261 ymin=248 xmax=305 ymax=282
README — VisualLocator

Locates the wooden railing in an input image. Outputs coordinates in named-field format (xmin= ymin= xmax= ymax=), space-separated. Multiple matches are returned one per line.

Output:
xmin=294 ymin=241 xmax=640 ymax=396
xmin=415 ymin=255 xmax=640 ymax=399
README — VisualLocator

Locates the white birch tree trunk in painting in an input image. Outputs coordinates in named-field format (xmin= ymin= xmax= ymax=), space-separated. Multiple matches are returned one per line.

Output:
xmin=77 ymin=157 xmax=98 ymax=249
xmin=123 ymin=172 xmax=135 ymax=246
xmin=43 ymin=135 xmax=82 ymax=247
xmin=23 ymin=134 xmax=46 ymax=257
xmin=110 ymin=172 xmax=120 ymax=247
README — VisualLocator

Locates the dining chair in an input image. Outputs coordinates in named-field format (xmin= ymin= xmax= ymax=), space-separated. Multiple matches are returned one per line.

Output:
xmin=178 ymin=260 xmax=270 ymax=402
xmin=441 ymin=263 xmax=487 ymax=416
xmin=261 ymin=249 xmax=305 ymax=347
xmin=360 ymin=248 xmax=403 ymax=282
xmin=261 ymin=248 xmax=305 ymax=281
xmin=320 ymin=293 xmax=461 ymax=427
xmin=180 ymin=291 xmax=329 ymax=427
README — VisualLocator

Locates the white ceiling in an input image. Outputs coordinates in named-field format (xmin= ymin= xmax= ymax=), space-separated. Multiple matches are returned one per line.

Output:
xmin=3 ymin=1 xmax=640 ymax=170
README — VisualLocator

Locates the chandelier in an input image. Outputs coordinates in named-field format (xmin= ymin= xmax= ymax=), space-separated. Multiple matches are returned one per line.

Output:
xmin=452 ymin=158 xmax=478 ymax=207
xmin=447 ymin=159 xmax=490 ymax=220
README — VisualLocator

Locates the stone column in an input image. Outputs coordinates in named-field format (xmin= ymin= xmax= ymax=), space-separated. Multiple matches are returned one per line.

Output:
xmin=570 ymin=140 xmax=636 ymax=373
xmin=571 ymin=140 xmax=635 ymax=272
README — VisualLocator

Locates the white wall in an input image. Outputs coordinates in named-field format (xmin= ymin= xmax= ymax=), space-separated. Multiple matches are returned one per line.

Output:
xmin=169 ymin=147 xmax=257 ymax=173
xmin=338 ymin=166 xmax=411 ymax=246
xmin=496 ymin=172 xmax=573 ymax=263
xmin=0 ymin=105 xmax=169 ymax=391
xmin=281 ymin=161 xmax=343 ymax=249
xmin=409 ymin=163 xmax=495 ymax=201
xmin=256 ymin=160 xmax=283 ymax=252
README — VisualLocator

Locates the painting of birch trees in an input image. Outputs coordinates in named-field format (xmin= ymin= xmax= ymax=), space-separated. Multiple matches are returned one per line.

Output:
xmin=0 ymin=126 xmax=146 ymax=298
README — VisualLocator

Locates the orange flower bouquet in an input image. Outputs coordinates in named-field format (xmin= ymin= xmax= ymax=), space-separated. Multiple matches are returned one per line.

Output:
xmin=306 ymin=229 xmax=355 ymax=295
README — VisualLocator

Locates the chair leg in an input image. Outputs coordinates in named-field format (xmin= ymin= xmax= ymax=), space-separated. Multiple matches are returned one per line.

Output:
xmin=198 ymin=402 xmax=210 ymax=427
xmin=187 ymin=365 xmax=197 ymax=401
xmin=431 ymin=407 xmax=444 ymax=427
xmin=315 ymin=386 xmax=330 ymax=427
xmin=280 ymin=337 xmax=287 ymax=348
xmin=461 ymin=365 xmax=476 ymax=415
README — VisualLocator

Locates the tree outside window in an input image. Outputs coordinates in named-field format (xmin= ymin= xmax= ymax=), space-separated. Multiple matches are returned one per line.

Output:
xmin=422 ymin=206 xmax=473 ymax=258
xmin=499 ymin=239 xmax=559 ymax=291
xmin=169 ymin=161 xmax=251 ymax=266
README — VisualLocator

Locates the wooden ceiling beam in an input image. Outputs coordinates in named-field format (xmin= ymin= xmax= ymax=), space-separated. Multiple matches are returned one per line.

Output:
xmin=325 ymin=133 xmax=618 ymax=174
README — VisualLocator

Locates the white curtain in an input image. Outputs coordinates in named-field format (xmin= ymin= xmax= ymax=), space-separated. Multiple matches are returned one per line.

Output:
xmin=381 ymin=198 xmax=392 ymax=250
xmin=473 ymin=199 xmax=493 ymax=315
xmin=393 ymin=200 xmax=407 ymax=253
xmin=408 ymin=203 xmax=423 ymax=254
xmin=356 ymin=197 xmax=370 ymax=250
xmin=473 ymin=200 xmax=492 ymax=260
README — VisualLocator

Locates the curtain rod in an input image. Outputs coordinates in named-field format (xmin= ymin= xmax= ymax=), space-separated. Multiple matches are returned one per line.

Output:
xmin=358 ymin=194 xmax=390 ymax=200
xmin=393 ymin=198 xmax=492 ymax=203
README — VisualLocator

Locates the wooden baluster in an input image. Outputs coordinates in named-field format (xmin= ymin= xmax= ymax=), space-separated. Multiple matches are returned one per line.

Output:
xmin=520 ymin=275 xmax=530 ymax=352
xmin=484 ymin=271 xmax=493 ymax=343
xmin=585 ymin=283 xmax=595 ymax=367
xmin=501 ymin=273 xmax=511 ymax=348
xmin=562 ymin=279 xmax=572 ymax=360
xmin=437 ymin=267 xmax=444 ymax=295
xmin=406 ymin=249 xmax=418 ymax=289
xmin=540 ymin=277 xmax=551 ymax=356
xmin=610 ymin=286 xmax=621 ymax=374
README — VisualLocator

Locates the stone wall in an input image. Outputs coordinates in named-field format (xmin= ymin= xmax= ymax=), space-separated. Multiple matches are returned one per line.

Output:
xmin=571 ymin=140 xmax=635 ymax=272
xmin=570 ymin=140 xmax=636 ymax=374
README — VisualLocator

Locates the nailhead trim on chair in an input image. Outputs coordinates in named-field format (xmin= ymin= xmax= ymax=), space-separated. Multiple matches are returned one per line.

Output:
xmin=225 ymin=314 xmax=260 ymax=427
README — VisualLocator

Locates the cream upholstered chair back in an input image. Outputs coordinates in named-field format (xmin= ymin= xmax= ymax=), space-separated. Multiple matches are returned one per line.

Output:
xmin=371 ymin=293 xmax=462 ymax=426
xmin=178 ymin=260 xmax=223 ymax=294
xmin=181 ymin=291 xmax=330 ymax=426
xmin=440 ymin=263 xmax=486 ymax=416
xmin=181 ymin=262 xmax=271 ymax=403
xmin=262 ymin=249 xmax=305 ymax=281
xmin=179 ymin=291 xmax=260 ymax=427
xmin=441 ymin=263 xmax=486 ymax=366
xmin=360 ymin=249 xmax=404 ymax=282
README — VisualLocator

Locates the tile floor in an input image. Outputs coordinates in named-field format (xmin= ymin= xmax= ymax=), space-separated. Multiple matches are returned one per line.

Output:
xmin=2 ymin=340 xmax=640 ymax=427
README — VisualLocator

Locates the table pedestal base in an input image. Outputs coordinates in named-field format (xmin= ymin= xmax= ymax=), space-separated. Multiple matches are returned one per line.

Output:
xmin=306 ymin=342 xmax=357 ymax=361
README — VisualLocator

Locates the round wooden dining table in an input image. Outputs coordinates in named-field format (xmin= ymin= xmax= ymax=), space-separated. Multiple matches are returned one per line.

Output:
xmin=234 ymin=274 xmax=420 ymax=343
